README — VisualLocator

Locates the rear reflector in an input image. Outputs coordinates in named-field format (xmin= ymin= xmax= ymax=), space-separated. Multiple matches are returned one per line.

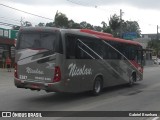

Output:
xmin=53 ymin=66 xmax=61 ymax=82
xmin=14 ymin=63 xmax=18 ymax=78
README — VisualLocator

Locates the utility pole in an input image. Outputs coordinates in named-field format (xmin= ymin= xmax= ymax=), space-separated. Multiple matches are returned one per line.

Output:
xmin=157 ymin=25 xmax=159 ymax=58
xmin=120 ymin=9 xmax=123 ymax=38
xmin=20 ymin=17 xmax=24 ymax=27
xmin=157 ymin=25 xmax=159 ymax=40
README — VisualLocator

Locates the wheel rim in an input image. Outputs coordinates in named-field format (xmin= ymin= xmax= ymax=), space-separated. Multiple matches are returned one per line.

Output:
xmin=129 ymin=76 xmax=134 ymax=85
xmin=95 ymin=80 xmax=101 ymax=93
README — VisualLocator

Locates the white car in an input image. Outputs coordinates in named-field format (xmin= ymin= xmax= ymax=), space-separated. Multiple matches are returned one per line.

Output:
xmin=154 ymin=58 xmax=160 ymax=64
xmin=157 ymin=59 xmax=160 ymax=65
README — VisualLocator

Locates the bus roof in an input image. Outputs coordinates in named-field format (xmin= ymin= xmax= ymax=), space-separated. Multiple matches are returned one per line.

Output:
xmin=98 ymin=35 xmax=141 ymax=46
xmin=80 ymin=29 xmax=113 ymax=37
xmin=80 ymin=29 xmax=142 ymax=46
xmin=19 ymin=27 xmax=60 ymax=33
xmin=19 ymin=27 xmax=142 ymax=46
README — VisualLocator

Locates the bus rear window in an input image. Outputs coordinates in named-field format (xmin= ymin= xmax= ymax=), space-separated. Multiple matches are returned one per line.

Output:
xmin=17 ymin=32 xmax=57 ymax=50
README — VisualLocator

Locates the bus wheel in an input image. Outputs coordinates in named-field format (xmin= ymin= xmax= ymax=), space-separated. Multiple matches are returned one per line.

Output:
xmin=128 ymin=73 xmax=136 ymax=86
xmin=92 ymin=77 xmax=102 ymax=95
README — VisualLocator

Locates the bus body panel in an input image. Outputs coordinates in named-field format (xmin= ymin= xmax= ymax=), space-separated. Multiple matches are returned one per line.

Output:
xmin=14 ymin=50 xmax=66 ymax=92
xmin=14 ymin=27 xmax=143 ymax=93
xmin=16 ymin=49 xmax=56 ymax=83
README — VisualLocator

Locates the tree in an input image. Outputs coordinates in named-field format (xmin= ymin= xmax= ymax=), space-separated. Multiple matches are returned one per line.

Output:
xmin=109 ymin=14 xmax=141 ymax=38
xmin=41 ymin=11 xmax=141 ymax=38
xmin=54 ymin=12 xmax=68 ymax=28
xmin=68 ymin=19 xmax=81 ymax=29
xmin=101 ymin=21 xmax=107 ymax=29
xmin=46 ymin=22 xmax=54 ymax=27
xmin=109 ymin=14 xmax=121 ymax=31
xmin=23 ymin=21 xmax=32 ymax=27
xmin=72 ymin=23 xmax=81 ymax=29
xmin=79 ymin=21 xmax=93 ymax=29
xmin=12 ymin=21 xmax=32 ymax=30
xmin=103 ymin=26 xmax=112 ymax=33
xmin=148 ymin=40 xmax=160 ymax=57
xmin=68 ymin=19 xmax=75 ymax=28
xmin=109 ymin=14 xmax=121 ymax=37
xmin=122 ymin=21 xmax=141 ymax=37
xmin=94 ymin=26 xmax=102 ymax=32
xmin=85 ymin=23 xmax=93 ymax=29
xmin=80 ymin=21 xmax=87 ymax=28
xmin=101 ymin=21 xmax=112 ymax=33
xmin=12 ymin=25 xmax=20 ymax=30
xmin=38 ymin=22 xmax=45 ymax=27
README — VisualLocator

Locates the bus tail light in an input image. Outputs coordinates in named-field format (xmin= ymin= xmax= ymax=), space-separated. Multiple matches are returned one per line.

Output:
xmin=14 ymin=63 xmax=18 ymax=78
xmin=53 ymin=66 xmax=61 ymax=82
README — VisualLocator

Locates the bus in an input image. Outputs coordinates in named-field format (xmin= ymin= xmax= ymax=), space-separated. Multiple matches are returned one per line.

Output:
xmin=14 ymin=27 xmax=143 ymax=95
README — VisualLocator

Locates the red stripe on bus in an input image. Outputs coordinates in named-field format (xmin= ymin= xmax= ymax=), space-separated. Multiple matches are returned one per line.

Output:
xmin=80 ymin=29 xmax=141 ymax=46
xmin=80 ymin=29 xmax=113 ymax=37
xmin=97 ymin=35 xmax=141 ymax=46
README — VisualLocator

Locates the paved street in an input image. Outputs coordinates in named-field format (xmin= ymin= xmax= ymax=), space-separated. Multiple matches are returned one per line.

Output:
xmin=0 ymin=66 xmax=160 ymax=120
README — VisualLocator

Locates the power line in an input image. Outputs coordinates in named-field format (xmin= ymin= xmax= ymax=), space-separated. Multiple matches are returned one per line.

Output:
xmin=66 ymin=0 xmax=91 ymax=7
xmin=66 ymin=0 xmax=102 ymax=9
xmin=0 ymin=21 xmax=19 ymax=27
xmin=66 ymin=0 xmax=111 ymax=25
xmin=0 ymin=3 xmax=54 ymax=21
xmin=0 ymin=16 xmax=20 ymax=22
xmin=0 ymin=16 xmax=20 ymax=25
xmin=66 ymin=0 xmax=109 ymax=13
xmin=0 ymin=23 xmax=12 ymax=27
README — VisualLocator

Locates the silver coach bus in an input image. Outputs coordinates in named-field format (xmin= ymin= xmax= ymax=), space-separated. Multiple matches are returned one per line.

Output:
xmin=14 ymin=27 xmax=143 ymax=95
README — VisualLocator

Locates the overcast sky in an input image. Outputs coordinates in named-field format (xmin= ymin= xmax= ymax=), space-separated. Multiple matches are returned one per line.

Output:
xmin=0 ymin=0 xmax=160 ymax=34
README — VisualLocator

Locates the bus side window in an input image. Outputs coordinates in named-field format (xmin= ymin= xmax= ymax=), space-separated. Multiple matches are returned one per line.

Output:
xmin=75 ymin=41 xmax=87 ymax=59
xmin=66 ymin=35 xmax=94 ymax=59
xmin=65 ymin=35 xmax=76 ymax=59
xmin=75 ymin=38 xmax=94 ymax=59
xmin=137 ymin=50 xmax=143 ymax=65
xmin=103 ymin=44 xmax=109 ymax=59
xmin=107 ymin=41 xmax=119 ymax=59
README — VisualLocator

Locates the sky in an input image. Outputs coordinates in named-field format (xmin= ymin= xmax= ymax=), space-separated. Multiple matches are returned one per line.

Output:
xmin=0 ymin=0 xmax=160 ymax=34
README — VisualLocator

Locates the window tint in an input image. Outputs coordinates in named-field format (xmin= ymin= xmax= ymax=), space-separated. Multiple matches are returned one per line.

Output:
xmin=18 ymin=32 xmax=57 ymax=50
xmin=66 ymin=34 xmax=141 ymax=61
xmin=137 ymin=46 xmax=143 ymax=65
xmin=76 ymin=40 xmax=93 ymax=59
xmin=65 ymin=34 xmax=104 ymax=59
xmin=66 ymin=35 xmax=77 ymax=59
xmin=103 ymin=40 xmax=140 ymax=60
xmin=103 ymin=41 xmax=121 ymax=59
xmin=79 ymin=38 xmax=104 ymax=59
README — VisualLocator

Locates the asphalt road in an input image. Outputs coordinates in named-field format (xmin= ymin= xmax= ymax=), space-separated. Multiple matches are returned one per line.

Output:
xmin=0 ymin=66 xmax=160 ymax=120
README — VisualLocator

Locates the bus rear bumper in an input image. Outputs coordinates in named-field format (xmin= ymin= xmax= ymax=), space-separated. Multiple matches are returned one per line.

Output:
xmin=14 ymin=78 xmax=64 ymax=93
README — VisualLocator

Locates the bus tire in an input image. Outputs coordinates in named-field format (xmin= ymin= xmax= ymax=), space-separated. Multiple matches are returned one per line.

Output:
xmin=92 ymin=77 xmax=102 ymax=95
xmin=128 ymin=73 xmax=136 ymax=86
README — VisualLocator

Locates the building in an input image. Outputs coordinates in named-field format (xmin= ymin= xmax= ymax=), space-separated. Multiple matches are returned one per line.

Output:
xmin=142 ymin=34 xmax=160 ymax=40
xmin=141 ymin=33 xmax=160 ymax=56
xmin=133 ymin=36 xmax=153 ymax=66
xmin=133 ymin=37 xmax=151 ymax=49
xmin=0 ymin=28 xmax=18 ymax=68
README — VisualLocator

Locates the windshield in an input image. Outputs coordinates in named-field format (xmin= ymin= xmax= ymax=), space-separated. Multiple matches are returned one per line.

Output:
xmin=18 ymin=32 xmax=57 ymax=50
